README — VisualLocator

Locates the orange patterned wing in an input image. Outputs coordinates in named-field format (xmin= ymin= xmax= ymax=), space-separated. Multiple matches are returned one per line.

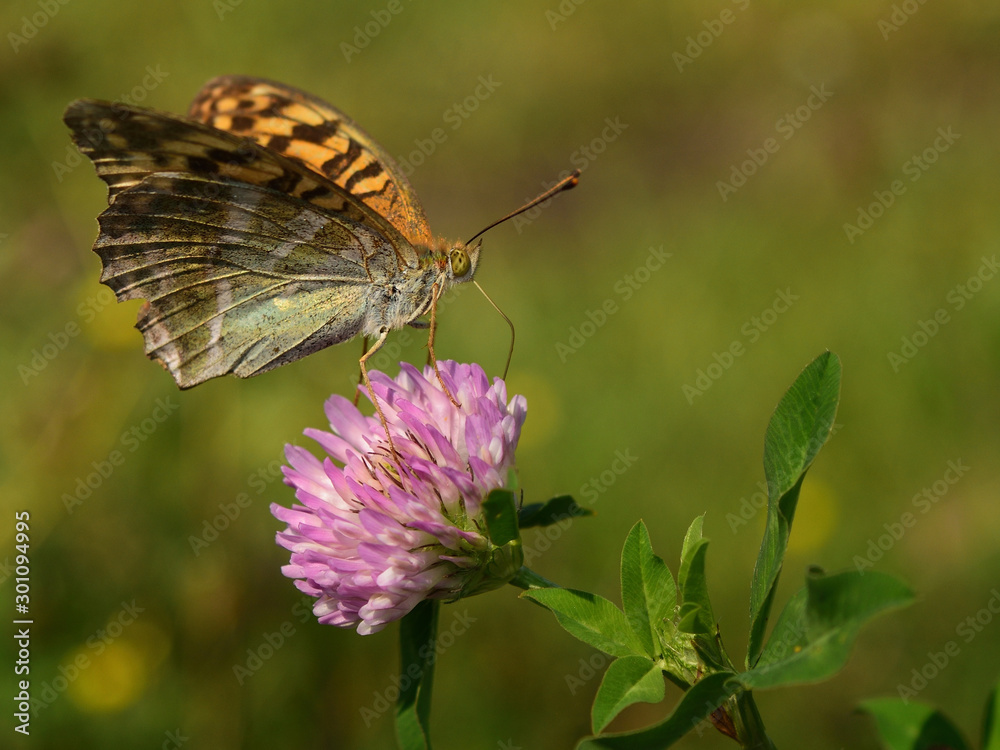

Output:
xmin=63 ymin=99 xmax=406 ymax=249
xmin=188 ymin=75 xmax=433 ymax=247
xmin=63 ymin=99 xmax=425 ymax=388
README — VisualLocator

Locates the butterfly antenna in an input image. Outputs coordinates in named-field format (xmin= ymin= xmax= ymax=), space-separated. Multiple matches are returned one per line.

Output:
xmin=463 ymin=169 xmax=580 ymax=378
xmin=463 ymin=169 xmax=580 ymax=246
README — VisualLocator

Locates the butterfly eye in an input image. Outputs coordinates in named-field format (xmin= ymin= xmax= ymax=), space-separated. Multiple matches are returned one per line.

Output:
xmin=450 ymin=248 xmax=471 ymax=278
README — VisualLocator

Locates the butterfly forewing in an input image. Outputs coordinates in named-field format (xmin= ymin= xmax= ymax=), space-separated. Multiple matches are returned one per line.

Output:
xmin=63 ymin=99 xmax=415 ymax=258
xmin=187 ymin=75 xmax=433 ymax=247
xmin=63 ymin=82 xmax=460 ymax=397
xmin=95 ymin=171 xmax=404 ymax=387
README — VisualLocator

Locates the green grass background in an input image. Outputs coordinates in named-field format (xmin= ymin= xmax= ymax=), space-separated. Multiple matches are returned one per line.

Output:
xmin=2 ymin=1 xmax=999 ymax=748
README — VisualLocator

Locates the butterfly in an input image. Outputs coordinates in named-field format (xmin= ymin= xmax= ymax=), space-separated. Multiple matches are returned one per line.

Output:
xmin=64 ymin=76 xmax=577 ymax=445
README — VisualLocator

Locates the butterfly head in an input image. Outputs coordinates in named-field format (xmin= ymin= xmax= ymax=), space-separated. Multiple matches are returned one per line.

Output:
xmin=446 ymin=240 xmax=481 ymax=283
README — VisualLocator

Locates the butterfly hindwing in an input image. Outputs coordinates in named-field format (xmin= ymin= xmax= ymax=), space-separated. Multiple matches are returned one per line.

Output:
xmin=95 ymin=171 xmax=404 ymax=387
xmin=63 ymin=85 xmax=459 ymax=390
xmin=187 ymin=75 xmax=433 ymax=247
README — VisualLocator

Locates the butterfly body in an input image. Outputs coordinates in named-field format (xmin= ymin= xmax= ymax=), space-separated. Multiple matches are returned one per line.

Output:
xmin=65 ymin=76 xmax=479 ymax=388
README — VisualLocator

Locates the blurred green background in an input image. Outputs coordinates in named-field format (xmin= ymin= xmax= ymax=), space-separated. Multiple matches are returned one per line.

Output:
xmin=2 ymin=0 xmax=999 ymax=748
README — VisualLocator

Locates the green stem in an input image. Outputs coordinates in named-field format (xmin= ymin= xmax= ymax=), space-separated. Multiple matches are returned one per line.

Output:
xmin=507 ymin=565 xmax=561 ymax=590
xmin=730 ymin=690 xmax=777 ymax=750
xmin=395 ymin=600 xmax=440 ymax=750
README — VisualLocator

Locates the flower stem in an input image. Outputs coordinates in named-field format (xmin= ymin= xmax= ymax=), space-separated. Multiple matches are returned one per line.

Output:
xmin=396 ymin=600 xmax=440 ymax=750
xmin=508 ymin=566 xmax=561 ymax=590
xmin=730 ymin=690 xmax=777 ymax=750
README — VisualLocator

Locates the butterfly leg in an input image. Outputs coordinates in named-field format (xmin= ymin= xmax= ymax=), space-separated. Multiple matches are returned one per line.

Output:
xmin=427 ymin=281 xmax=461 ymax=408
xmin=404 ymin=320 xmax=431 ymax=365
xmin=359 ymin=329 xmax=399 ymax=462
xmin=353 ymin=335 xmax=370 ymax=406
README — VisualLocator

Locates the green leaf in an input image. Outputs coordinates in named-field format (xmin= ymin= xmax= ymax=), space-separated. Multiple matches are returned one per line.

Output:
xmin=483 ymin=489 xmax=520 ymax=546
xmin=518 ymin=494 xmax=593 ymax=528
xmin=508 ymin=565 xmax=560 ymax=591
xmin=395 ymin=600 xmax=440 ymax=750
xmin=859 ymin=697 xmax=970 ymax=750
xmin=504 ymin=467 xmax=520 ymax=493
xmin=621 ymin=521 xmax=676 ymax=658
xmin=576 ymin=671 xmax=738 ymax=749
xmin=592 ymin=656 xmax=665 ymax=733
xmin=678 ymin=514 xmax=706 ymax=576
xmin=747 ymin=352 xmax=841 ymax=667
xmin=676 ymin=518 xmax=714 ymax=637
xmin=675 ymin=516 xmax=729 ymax=670
xmin=523 ymin=588 xmax=646 ymax=657
xmin=739 ymin=569 xmax=913 ymax=690
xmin=983 ymin=681 xmax=1000 ymax=750
xmin=676 ymin=602 xmax=702 ymax=634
